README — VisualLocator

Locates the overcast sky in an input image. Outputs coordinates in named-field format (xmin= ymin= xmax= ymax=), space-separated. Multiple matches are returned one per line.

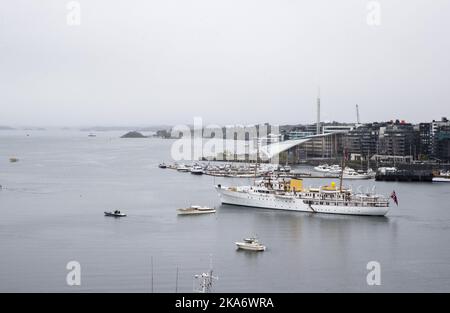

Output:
xmin=1 ymin=0 xmax=449 ymax=127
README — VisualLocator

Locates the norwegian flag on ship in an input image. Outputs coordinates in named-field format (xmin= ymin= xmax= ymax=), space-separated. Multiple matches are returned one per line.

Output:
xmin=390 ymin=191 xmax=398 ymax=206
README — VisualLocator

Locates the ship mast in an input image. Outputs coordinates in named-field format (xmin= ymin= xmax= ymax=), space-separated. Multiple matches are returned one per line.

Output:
xmin=339 ymin=149 xmax=346 ymax=192
xmin=254 ymin=136 xmax=259 ymax=184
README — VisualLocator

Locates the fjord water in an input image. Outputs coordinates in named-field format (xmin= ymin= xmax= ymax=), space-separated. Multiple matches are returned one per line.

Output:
xmin=1 ymin=130 xmax=450 ymax=292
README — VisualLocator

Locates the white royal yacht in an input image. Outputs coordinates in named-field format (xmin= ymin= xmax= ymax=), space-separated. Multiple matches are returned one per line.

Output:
xmin=216 ymin=175 xmax=390 ymax=216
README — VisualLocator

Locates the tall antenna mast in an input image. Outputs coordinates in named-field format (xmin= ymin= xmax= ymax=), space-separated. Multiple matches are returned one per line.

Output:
xmin=356 ymin=104 xmax=360 ymax=124
xmin=316 ymin=86 xmax=321 ymax=135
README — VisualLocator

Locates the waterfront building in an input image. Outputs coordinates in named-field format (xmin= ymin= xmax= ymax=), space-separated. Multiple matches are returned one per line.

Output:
xmin=322 ymin=124 xmax=354 ymax=134
xmin=344 ymin=124 xmax=379 ymax=158
xmin=417 ymin=123 xmax=432 ymax=158
xmin=371 ymin=154 xmax=413 ymax=164
xmin=430 ymin=118 xmax=450 ymax=160
xmin=291 ymin=132 xmax=345 ymax=160
xmin=285 ymin=130 xmax=315 ymax=140
xmin=433 ymin=124 xmax=450 ymax=162
xmin=378 ymin=121 xmax=416 ymax=157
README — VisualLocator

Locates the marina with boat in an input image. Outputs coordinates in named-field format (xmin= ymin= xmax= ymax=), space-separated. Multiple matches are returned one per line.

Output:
xmin=160 ymin=161 xmax=377 ymax=179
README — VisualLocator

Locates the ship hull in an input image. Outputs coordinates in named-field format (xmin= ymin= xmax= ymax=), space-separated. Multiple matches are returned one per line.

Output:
xmin=235 ymin=243 xmax=266 ymax=251
xmin=216 ymin=186 xmax=389 ymax=216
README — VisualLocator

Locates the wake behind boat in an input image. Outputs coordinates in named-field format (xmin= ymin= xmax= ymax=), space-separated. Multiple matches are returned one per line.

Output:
xmin=177 ymin=205 xmax=216 ymax=215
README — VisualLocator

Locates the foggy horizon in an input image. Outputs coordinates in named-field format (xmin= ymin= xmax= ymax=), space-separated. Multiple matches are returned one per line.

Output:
xmin=1 ymin=1 xmax=449 ymax=127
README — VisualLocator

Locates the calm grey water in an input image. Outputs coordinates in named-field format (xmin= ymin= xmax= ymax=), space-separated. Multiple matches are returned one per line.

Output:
xmin=1 ymin=130 xmax=450 ymax=292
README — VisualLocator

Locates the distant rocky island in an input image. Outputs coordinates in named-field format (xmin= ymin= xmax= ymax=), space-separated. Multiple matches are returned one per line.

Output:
xmin=121 ymin=131 xmax=147 ymax=138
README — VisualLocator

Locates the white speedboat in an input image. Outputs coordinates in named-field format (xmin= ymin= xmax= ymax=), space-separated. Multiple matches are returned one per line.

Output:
xmin=328 ymin=165 xmax=342 ymax=173
xmin=433 ymin=177 xmax=450 ymax=182
xmin=190 ymin=165 xmax=204 ymax=175
xmin=343 ymin=168 xmax=371 ymax=180
xmin=235 ymin=237 xmax=266 ymax=251
xmin=433 ymin=171 xmax=450 ymax=182
xmin=104 ymin=210 xmax=127 ymax=217
xmin=177 ymin=205 xmax=216 ymax=215
xmin=314 ymin=164 xmax=330 ymax=172
xmin=314 ymin=164 xmax=341 ymax=173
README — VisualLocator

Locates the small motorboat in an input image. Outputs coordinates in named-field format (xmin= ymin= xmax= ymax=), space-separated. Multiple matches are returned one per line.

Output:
xmin=9 ymin=157 xmax=19 ymax=163
xmin=433 ymin=170 xmax=450 ymax=182
xmin=314 ymin=164 xmax=330 ymax=172
xmin=177 ymin=205 xmax=216 ymax=215
xmin=235 ymin=237 xmax=266 ymax=251
xmin=104 ymin=210 xmax=127 ymax=217
xmin=158 ymin=163 xmax=167 ymax=169
xmin=342 ymin=168 xmax=371 ymax=180
xmin=190 ymin=164 xmax=204 ymax=175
